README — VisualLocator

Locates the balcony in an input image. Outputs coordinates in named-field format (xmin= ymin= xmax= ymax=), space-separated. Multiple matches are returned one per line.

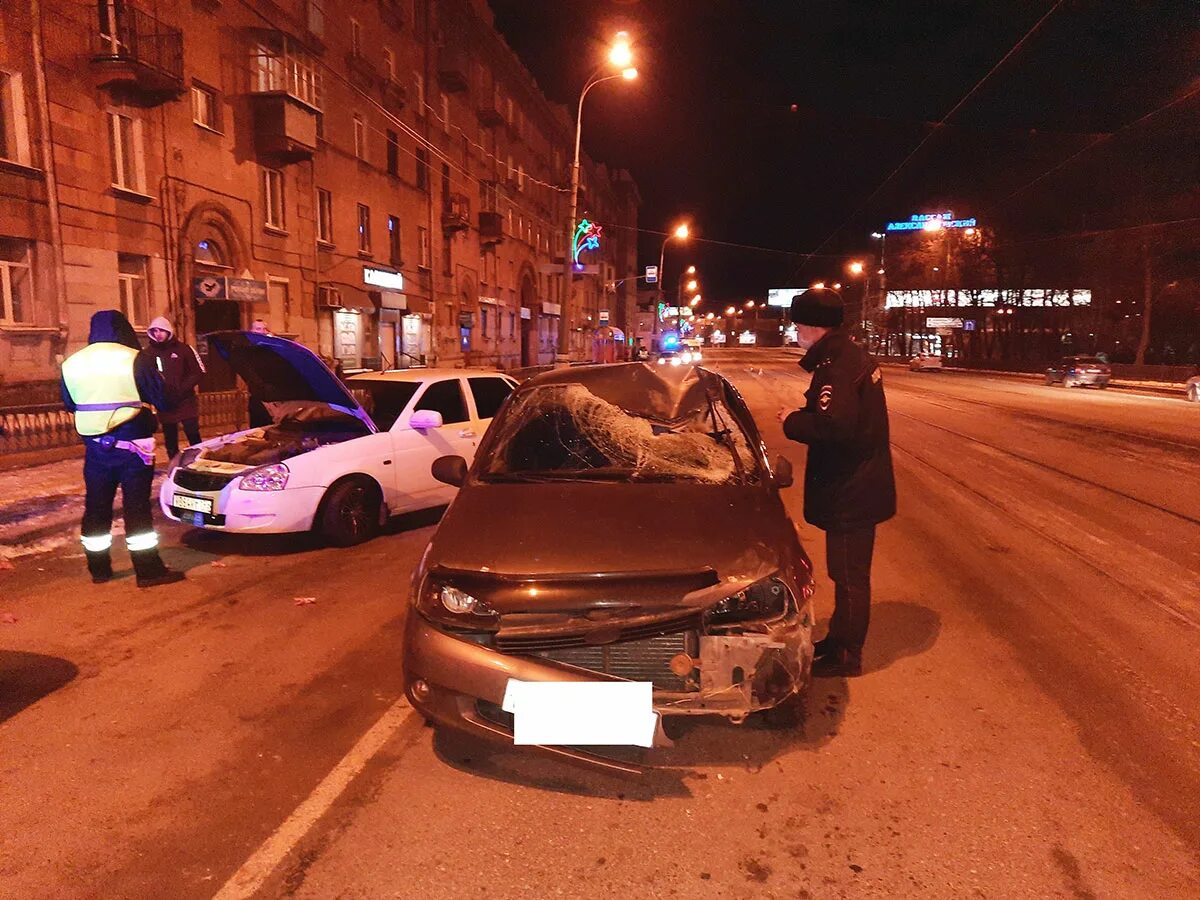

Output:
xmin=90 ymin=4 xmax=184 ymax=102
xmin=346 ymin=50 xmax=380 ymax=91
xmin=442 ymin=193 xmax=470 ymax=233
xmin=249 ymin=38 xmax=321 ymax=162
xmin=476 ymin=98 xmax=504 ymax=128
xmin=378 ymin=0 xmax=405 ymax=30
xmin=381 ymin=79 xmax=407 ymax=115
xmin=479 ymin=211 xmax=504 ymax=245
xmin=437 ymin=45 xmax=469 ymax=93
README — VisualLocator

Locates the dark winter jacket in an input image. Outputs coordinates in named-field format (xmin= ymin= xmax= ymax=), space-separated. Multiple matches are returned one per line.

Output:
xmin=144 ymin=332 xmax=205 ymax=424
xmin=782 ymin=330 xmax=897 ymax=531
xmin=60 ymin=310 xmax=164 ymax=441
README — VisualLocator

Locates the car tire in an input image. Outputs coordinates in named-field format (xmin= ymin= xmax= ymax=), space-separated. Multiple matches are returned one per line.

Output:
xmin=318 ymin=476 xmax=382 ymax=547
xmin=1045 ymin=374 xmax=1055 ymax=385
xmin=1188 ymin=385 xmax=1199 ymax=403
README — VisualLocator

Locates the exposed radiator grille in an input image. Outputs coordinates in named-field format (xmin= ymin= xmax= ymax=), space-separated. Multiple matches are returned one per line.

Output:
xmin=494 ymin=609 xmax=701 ymax=653
xmin=174 ymin=468 xmax=238 ymax=492
xmin=532 ymin=632 xmax=696 ymax=691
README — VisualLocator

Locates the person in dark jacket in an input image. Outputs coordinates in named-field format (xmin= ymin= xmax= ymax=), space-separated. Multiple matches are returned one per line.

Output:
xmin=60 ymin=310 xmax=185 ymax=589
xmin=145 ymin=315 xmax=205 ymax=460
xmin=778 ymin=288 xmax=896 ymax=676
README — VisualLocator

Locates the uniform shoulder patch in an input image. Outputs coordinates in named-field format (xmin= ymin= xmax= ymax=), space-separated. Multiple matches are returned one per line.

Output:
xmin=871 ymin=367 xmax=882 ymax=384
xmin=818 ymin=385 xmax=833 ymax=411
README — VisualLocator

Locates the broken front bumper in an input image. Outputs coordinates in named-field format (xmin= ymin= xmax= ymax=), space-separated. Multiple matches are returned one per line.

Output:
xmin=402 ymin=611 xmax=813 ymax=773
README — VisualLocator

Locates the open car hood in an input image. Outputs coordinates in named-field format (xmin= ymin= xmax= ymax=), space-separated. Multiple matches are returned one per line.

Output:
xmin=206 ymin=331 xmax=375 ymax=432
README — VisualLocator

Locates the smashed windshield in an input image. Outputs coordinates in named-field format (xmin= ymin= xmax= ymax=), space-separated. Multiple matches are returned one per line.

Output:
xmin=480 ymin=381 xmax=761 ymax=485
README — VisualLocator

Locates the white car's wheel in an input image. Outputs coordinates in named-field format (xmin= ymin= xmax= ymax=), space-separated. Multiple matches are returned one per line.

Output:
xmin=1188 ymin=385 xmax=1200 ymax=403
xmin=317 ymin=476 xmax=382 ymax=547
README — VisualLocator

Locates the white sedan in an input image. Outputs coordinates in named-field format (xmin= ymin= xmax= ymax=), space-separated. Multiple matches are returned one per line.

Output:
xmin=909 ymin=354 xmax=944 ymax=372
xmin=160 ymin=332 xmax=517 ymax=546
xmin=1187 ymin=376 xmax=1199 ymax=403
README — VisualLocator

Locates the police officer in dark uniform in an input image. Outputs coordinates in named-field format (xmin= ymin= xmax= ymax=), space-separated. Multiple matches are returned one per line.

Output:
xmin=779 ymin=288 xmax=896 ymax=676
xmin=61 ymin=310 xmax=185 ymax=588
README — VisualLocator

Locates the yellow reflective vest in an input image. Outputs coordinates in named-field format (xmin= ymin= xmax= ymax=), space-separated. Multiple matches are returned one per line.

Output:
xmin=61 ymin=342 xmax=147 ymax=436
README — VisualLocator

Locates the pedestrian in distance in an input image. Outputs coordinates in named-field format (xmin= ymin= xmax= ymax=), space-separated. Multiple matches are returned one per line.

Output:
xmin=247 ymin=319 xmax=273 ymax=428
xmin=777 ymin=288 xmax=896 ymax=677
xmin=145 ymin=316 xmax=205 ymax=461
xmin=60 ymin=310 xmax=185 ymax=589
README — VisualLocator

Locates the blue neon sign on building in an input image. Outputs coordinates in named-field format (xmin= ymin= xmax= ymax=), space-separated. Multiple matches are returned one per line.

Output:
xmin=885 ymin=211 xmax=978 ymax=232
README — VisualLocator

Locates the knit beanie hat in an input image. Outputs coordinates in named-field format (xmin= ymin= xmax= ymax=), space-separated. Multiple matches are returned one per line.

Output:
xmin=788 ymin=288 xmax=844 ymax=327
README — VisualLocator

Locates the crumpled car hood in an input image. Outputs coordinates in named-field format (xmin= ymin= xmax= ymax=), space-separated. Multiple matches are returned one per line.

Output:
xmin=426 ymin=482 xmax=792 ymax=611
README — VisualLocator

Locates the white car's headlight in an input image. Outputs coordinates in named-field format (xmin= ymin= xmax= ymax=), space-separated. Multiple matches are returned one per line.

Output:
xmin=657 ymin=357 xmax=667 ymax=365
xmin=238 ymin=463 xmax=290 ymax=492
xmin=670 ymin=356 xmax=682 ymax=366
xmin=681 ymin=351 xmax=693 ymax=364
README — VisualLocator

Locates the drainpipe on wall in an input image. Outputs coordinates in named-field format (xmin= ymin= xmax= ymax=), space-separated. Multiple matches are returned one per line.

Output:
xmin=29 ymin=0 xmax=69 ymax=352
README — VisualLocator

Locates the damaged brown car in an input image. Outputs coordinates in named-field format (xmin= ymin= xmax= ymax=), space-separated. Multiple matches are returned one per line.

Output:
xmin=402 ymin=362 xmax=815 ymax=772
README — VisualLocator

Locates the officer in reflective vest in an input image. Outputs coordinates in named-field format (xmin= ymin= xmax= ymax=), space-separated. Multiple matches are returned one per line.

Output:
xmin=60 ymin=310 xmax=185 ymax=588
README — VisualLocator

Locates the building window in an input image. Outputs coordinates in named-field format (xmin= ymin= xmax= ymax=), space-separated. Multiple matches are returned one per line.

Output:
xmin=387 ymin=215 xmax=401 ymax=265
xmin=191 ymin=82 xmax=219 ymax=131
xmin=117 ymin=253 xmax=150 ymax=327
xmin=440 ymin=93 xmax=449 ymax=134
xmin=351 ymin=19 xmax=362 ymax=56
xmin=386 ymin=130 xmax=399 ymax=176
xmin=317 ymin=188 xmax=333 ymax=244
xmin=353 ymin=115 xmax=367 ymax=161
xmin=383 ymin=48 xmax=396 ymax=81
xmin=0 ymin=238 xmax=32 ymax=324
xmin=414 ymin=73 xmax=425 ymax=114
xmin=416 ymin=147 xmax=429 ymax=192
xmin=262 ymin=168 xmax=285 ymax=230
xmin=481 ymin=306 xmax=489 ymax=338
xmin=417 ymin=226 xmax=429 ymax=269
xmin=251 ymin=36 xmax=322 ymax=110
xmin=441 ymin=236 xmax=451 ymax=277
xmin=306 ymin=0 xmax=325 ymax=37
xmin=357 ymin=203 xmax=371 ymax=254
xmin=107 ymin=111 xmax=145 ymax=193
xmin=0 ymin=72 xmax=33 ymax=167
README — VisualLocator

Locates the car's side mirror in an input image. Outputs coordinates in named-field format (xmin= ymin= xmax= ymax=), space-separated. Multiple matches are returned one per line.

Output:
xmin=431 ymin=455 xmax=468 ymax=487
xmin=773 ymin=455 xmax=794 ymax=489
xmin=410 ymin=409 xmax=444 ymax=431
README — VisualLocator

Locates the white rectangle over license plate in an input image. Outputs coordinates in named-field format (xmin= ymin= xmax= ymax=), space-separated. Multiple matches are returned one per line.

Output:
xmin=173 ymin=493 xmax=213 ymax=514
xmin=502 ymin=679 xmax=658 ymax=747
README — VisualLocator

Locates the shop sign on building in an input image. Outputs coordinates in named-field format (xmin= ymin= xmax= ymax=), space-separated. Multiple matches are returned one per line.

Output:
xmin=363 ymin=267 xmax=404 ymax=291
xmin=227 ymin=277 xmax=268 ymax=304
xmin=599 ymin=310 xmax=610 ymax=324
xmin=193 ymin=275 xmax=227 ymax=301
xmin=926 ymin=317 xmax=965 ymax=329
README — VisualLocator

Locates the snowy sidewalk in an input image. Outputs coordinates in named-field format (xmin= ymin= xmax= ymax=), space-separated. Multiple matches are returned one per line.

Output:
xmin=0 ymin=454 xmax=169 ymax=560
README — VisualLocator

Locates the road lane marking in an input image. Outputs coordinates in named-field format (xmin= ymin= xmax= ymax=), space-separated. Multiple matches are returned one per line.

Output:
xmin=213 ymin=699 xmax=415 ymax=900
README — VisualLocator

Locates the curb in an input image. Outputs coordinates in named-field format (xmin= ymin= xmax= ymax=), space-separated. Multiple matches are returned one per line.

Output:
xmin=880 ymin=362 xmax=1187 ymax=399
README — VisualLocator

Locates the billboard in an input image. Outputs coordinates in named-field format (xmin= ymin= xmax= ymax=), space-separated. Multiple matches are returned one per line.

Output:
xmin=885 ymin=289 xmax=1091 ymax=309
xmin=766 ymin=288 xmax=806 ymax=307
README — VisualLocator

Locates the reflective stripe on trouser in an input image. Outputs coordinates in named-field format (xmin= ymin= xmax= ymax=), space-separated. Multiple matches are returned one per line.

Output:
xmin=125 ymin=531 xmax=159 ymax=552
xmin=82 ymin=438 xmax=155 ymax=556
xmin=81 ymin=533 xmax=113 ymax=552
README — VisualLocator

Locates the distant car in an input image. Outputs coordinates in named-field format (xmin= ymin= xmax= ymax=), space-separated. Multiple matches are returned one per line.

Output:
xmin=1046 ymin=356 xmax=1111 ymax=388
xmin=656 ymin=347 xmax=702 ymax=367
xmin=909 ymin=354 xmax=943 ymax=372
xmin=403 ymin=362 xmax=816 ymax=772
xmin=160 ymin=332 xmax=517 ymax=546
xmin=1187 ymin=376 xmax=1200 ymax=403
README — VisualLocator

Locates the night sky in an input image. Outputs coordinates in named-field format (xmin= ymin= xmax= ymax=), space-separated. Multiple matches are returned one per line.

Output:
xmin=487 ymin=1 xmax=1200 ymax=307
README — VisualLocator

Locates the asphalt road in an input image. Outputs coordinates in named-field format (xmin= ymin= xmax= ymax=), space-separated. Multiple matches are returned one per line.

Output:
xmin=2 ymin=352 xmax=1199 ymax=899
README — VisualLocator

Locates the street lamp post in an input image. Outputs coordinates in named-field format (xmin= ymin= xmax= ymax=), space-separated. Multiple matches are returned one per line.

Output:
xmin=657 ymin=223 xmax=688 ymax=340
xmin=557 ymin=35 xmax=637 ymax=367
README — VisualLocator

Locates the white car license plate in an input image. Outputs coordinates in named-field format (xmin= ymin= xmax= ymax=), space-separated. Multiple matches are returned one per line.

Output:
xmin=173 ymin=493 xmax=213 ymax=514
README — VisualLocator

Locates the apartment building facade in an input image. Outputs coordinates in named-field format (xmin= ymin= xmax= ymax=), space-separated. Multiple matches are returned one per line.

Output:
xmin=0 ymin=0 xmax=638 ymax=400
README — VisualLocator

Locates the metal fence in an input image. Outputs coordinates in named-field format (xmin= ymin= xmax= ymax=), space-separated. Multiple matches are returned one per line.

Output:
xmin=1 ymin=391 xmax=249 ymax=456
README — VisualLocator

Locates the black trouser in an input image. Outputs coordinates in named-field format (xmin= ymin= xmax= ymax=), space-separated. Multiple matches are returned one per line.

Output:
xmin=161 ymin=418 xmax=201 ymax=460
xmin=824 ymin=525 xmax=876 ymax=655
xmin=82 ymin=440 xmax=155 ymax=544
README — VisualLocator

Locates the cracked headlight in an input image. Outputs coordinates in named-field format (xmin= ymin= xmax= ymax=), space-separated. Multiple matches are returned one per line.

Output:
xmin=419 ymin=579 xmax=500 ymax=631
xmin=708 ymin=577 xmax=790 ymax=624
xmin=238 ymin=463 xmax=290 ymax=492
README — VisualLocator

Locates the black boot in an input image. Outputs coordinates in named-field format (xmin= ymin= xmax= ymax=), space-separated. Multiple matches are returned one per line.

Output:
xmin=812 ymin=647 xmax=863 ymax=678
xmin=85 ymin=550 xmax=113 ymax=584
xmin=812 ymin=637 xmax=838 ymax=659
xmin=130 ymin=549 xmax=185 ymax=588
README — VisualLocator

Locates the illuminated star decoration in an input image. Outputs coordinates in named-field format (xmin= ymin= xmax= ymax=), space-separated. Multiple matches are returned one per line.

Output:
xmin=572 ymin=219 xmax=603 ymax=267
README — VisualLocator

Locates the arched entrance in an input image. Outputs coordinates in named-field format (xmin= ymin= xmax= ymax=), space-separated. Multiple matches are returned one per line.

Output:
xmin=178 ymin=202 xmax=249 ymax=389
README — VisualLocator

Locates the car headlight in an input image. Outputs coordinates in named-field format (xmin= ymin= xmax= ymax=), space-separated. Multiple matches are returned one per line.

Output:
xmin=708 ymin=576 xmax=791 ymax=624
xmin=238 ymin=463 xmax=290 ymax=491
xmin=670 ymin=356 xmax=682 ymax=366
xmin=657 ymin=357 xmax=667 ymax=365
xmin=419 ymin=579 xmax=500 ymax=630
xmin=681 ymin=351 xmax=693 ymax=364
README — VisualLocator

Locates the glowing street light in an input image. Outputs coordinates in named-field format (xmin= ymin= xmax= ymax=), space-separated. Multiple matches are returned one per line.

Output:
xmin=922 ymin=218 xmax=944 ymax=233
xmin=848 ymin=261 xmax=865 ymax=275
xmin=686 ymin=279 xmax=698 ymax=293
xmin=725 ymin=306 xmax=736 ymax=316
xmin=811 ymin=281 xmax=825 ymax=290
xmin=689 ymin=296 xmax=701 ymax=307
xmin=559 ymin=32 xmax=639 ymax=365
xmin=744 ymin=300 xmax=755 ymax=308
xmin=686 ymin=265 xmax=696 ymax=275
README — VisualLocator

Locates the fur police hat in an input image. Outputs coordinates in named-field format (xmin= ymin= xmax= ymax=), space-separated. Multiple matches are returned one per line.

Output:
xmin=789 ymin=288 xmax=845 ymax=327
